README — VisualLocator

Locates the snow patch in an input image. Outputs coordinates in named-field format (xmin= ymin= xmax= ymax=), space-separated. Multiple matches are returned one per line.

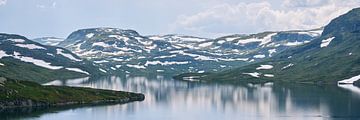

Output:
xmin=154 ymin=54 xmax=177 ymax=59
xmin=56 ymin=49 xmax=82 ymax=61
xmin=149 ymin=36 xmax=165 ymax=40
xmin=86 ymin=33 xmax=95 ymax=38
xmin=218 ymin=58 xmax=248 ymax=61
xmin=109 ymin=35 xmax=129 ymax=42
xmin=47 ymin=53 xmax=54 ymax=56
xmin=8 ymin=39 xmax=25 ymax=43
xmin=320 ymin=37 xmax=335 ymax=48
xmin=127 ymin=64 xmax=146 ymax=69
xmin=256 ymin=65 xmax=273 ymax=70
xmin=284 ymin=41 xmax=306 ymax=46
xmin=92 ymin=42 xmax=111 ymax=48
xmin=268 ymin=49 xmax=276 ymax=57
xmin=217 ymin=40 xmax=226 ymax=44
xmin=254 ymin=54 xmax=266 ymax=59
xmin=0 ymin=50 xmax=10 ymax=58
xmin=94 ymin=60 xmax=109 ymax=63
xmin=225 ymin=37 xmax=239 ymax=41
xmin=236 ymin=33 xmax=276 ymax=45
xmin=157 ymin=70 xmax=164 ymax=72
xmin=264 ymin=74 xmax=274 ymax=77
xmin=243 ymin=72 xmax=261 ymax=78
xmin=15 ymin=44 xmax=46 ymax=50
xmin=282 ymin=63 xmax=294 ymax=70
xmin=145 ymin=61 xmax=189 ymax=66
xmin=12 ymin=52 xmax=63 ymax=70
xmin=99 ymin=68 xmax=107 ymax=73
xmin=65 ymin=68 xmax=89 ymax=75
xmin=338 ymin=74 xmax=360 ymax=84
xmin=198 ymin=42 xmax=213 ymax=47
xmin=110 ymin=67 xmax=116 ymax=70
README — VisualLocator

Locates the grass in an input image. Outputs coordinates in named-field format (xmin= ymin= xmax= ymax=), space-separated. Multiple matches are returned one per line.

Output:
xmin=0 ymin=77 xmax=144 ymax=108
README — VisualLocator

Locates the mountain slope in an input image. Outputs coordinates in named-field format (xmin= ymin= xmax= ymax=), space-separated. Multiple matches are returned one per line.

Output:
xmin=0 ymin=33 xmax=104 ymax=83
xmin=57 ymin=27 xmax=321 ymax=75
xmin=183 ymin=8 xmax=360 ymax=84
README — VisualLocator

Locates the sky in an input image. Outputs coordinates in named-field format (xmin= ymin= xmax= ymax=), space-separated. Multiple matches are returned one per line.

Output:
xmin=0 ymin=0 xmax=359 ymax=39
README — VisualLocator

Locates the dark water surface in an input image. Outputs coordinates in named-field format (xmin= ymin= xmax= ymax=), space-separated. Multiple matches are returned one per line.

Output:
xmin=2 ymin=75 xmax=360 ymax=120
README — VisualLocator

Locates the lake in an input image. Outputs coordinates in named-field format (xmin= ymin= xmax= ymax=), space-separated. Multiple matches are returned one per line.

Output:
xmin=2 ymin=75 xmax=360 ymax=120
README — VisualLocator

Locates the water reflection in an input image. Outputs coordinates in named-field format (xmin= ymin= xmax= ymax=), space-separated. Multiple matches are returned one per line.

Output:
xmin=6 ymin=76 xmax=360 ymax=120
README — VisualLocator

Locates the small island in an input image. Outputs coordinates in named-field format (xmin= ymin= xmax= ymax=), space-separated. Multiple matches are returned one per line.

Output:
xmin=0 ymin=77 xmax=145 ymax=109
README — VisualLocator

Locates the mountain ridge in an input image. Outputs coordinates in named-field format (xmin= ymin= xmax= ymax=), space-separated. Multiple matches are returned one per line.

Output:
xmin=56 ymin=27 xmax=322 ymax=75
xmin=174 ymin=8 xmax=360 ymax=85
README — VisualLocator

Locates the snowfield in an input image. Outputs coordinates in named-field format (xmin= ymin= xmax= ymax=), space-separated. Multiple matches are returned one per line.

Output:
xmin=8 ymin=39 xmax=25 ymax=43
xmin=338 ymin=74 xmax=360 ymax=84
xmin=15 ymin=44 xmax=46 ymax=50
xmin=12 ymin=52 xmax=63 ymax=70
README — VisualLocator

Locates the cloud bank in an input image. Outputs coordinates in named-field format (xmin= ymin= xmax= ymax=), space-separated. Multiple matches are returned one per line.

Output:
xmin=0 ymin=0 xmax=7 ymax=6
xmin=171 ymin=0 xmax=360 ymax=37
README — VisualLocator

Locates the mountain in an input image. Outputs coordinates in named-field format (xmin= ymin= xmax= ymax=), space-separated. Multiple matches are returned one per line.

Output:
xmin=32 ymin=37 xmax=64 ymax=46
xmin=57 ymin=27 xmax=322 ymax=75
xmin=177 ymin=8 xmax=360 ymax=85
xmin=0 ymin=33 xmax=105 ymax=83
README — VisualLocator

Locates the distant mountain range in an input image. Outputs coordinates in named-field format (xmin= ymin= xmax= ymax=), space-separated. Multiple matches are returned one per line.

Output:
xmin=175 ymin=8 xmax=360 ymax=85
xmin=55 ymin=27 xmax=321 ymax=75
xmin=0 ymin=34 xmax=104 ymax=83
xmin=2 ymin=8 xmax=359 ymax=85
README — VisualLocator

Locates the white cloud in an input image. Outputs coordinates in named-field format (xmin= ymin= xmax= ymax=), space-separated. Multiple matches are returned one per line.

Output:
xmin=171 ymin=0 xmax=360 ymax=37
xmin=0 ymin=0 xmax=7 ymax=6
xmin=36 ymin=1 xmax=57 ymax=9
xmin=282 ymin=0 xmax=329 ymax=7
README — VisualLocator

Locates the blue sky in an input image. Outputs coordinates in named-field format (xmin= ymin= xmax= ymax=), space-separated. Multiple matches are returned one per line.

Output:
xmin=0 ymin=0 xmax=359 ymax=38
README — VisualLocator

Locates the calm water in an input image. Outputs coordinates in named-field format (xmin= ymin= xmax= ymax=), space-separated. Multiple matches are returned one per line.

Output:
xmin=2 ymin=75 xmax=360 ymax=120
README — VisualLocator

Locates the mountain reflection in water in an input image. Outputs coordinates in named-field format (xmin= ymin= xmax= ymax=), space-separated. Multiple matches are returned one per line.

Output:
xmin=3 ymin=75 xmax=360 ymax=120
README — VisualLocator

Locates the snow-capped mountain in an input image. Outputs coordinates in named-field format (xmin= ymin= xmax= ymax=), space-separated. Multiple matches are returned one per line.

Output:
xmin=0 ymin=33 xmax=104 ymax=83
xmin=182 ymin=8 xmax=360 ymax=85
xmin=57 ymin=27 xmax=322 ymax=75
xmin=32 ymin=37 xmax=64 ymax=46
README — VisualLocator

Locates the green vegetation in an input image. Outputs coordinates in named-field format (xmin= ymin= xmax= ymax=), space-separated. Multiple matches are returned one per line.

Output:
xmin=0 ymin=77 xmax=144 ymax=108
